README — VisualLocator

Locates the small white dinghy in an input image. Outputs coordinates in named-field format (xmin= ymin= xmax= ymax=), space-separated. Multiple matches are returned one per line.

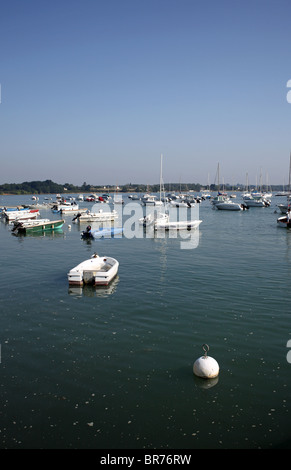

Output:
xmin=154 ymin=216 xmax=202 ymax=231
xmin=68 ymin=253 xmax=119 ymax=286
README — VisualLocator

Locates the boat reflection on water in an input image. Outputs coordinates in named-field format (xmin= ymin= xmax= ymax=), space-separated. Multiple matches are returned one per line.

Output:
xmin=12 ymin=229 xmax=65 ymax=240
xmin=193 ymin=375 xmax=219 ymax=390
xmin=68 ymin=276 xmax=119 ymax=298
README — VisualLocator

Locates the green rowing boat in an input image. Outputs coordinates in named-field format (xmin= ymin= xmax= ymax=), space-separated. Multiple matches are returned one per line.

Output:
xmin=14 ymin=219 xmax=65 ymax=234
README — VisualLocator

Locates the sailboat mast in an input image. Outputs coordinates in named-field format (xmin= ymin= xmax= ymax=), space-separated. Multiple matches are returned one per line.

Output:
xmin=287 ymin=152 xmax=291 ymax=212
xmin=160 ymin=154 xmax=163 ymax=202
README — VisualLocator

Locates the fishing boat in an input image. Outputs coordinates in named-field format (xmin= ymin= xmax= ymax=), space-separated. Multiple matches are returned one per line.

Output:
xmin=12 ymin=218 xmax=50 ymax=230
xmin=12 ymin=219 xmax=65 ymax=234
xmin=3 ymin=209 xmax=40 ymax=222
xmin=67 ymin=253 xmax=119 ymax=286
xmin=72 ymin=209 xmax=118 ymax=223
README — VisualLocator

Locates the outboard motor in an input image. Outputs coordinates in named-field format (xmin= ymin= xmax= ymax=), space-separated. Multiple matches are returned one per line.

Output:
xmin=72 ymin=212 xmax=81 ymax=222
xmin=81 ymin=225 xmax=93 ymax=239
xmin=12 ymin=222 xmax=23 ymax=232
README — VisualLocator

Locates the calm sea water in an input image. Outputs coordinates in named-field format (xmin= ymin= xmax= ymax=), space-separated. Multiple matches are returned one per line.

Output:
xmin=0 ymin=193 xmax=291 ymax=449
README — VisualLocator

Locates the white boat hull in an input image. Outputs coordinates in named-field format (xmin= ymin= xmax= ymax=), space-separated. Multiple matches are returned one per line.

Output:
xmin=155 ymin=219 xmax=202 ymax=231
xmin=244 ymin=200 xmax=265 ymax=207
xmin=68 ymin=255 xmax=119 ymax=286
xmin=74 ymin=210 xmax=118 ymax=222
xmin=277 ymin=215 xmax=291 ymax=228
xmin=242 ymin=197 xmax=270 ymax=207
xmin=215 ymin=202 xmax=243 ymax=211
xmin=4 ymin=210 xmax=40 ymax=222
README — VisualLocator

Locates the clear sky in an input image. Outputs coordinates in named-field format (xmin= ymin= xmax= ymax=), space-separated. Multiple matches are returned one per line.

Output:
xmin=1 ymin=0 xmax=291 ymax=187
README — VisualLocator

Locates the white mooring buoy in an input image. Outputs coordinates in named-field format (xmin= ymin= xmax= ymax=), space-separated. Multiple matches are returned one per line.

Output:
xmin=193 ymin=344 xmax=219 ymax=379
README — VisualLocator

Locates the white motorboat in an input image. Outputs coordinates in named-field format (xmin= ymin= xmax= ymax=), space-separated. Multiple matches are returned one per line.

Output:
xmin=68 ymin=253 xmax=119 ymax=286
xmin=51 ymin=201 xmax=79 ymax=213
xmin=72 ymin=209 xmax=118 ymax=222
xmin=60 ymin=202 xmax=79 ymax=214
xmin=242 ymin=195 xmax=270 ymax=207
xmin=215 ymin=201 xmax=246 ymax=211
xmin=169 ymin=199 xmax=189 ymax=207
xmin=211 ymin=194 xmax=229 ymax=206
xmin=142 ymin=194 xmax=159 ymax=205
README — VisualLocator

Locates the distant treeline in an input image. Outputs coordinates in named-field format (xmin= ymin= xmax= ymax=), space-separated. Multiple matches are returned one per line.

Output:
xmin=0 ymin=179 xmax=285 ymax=195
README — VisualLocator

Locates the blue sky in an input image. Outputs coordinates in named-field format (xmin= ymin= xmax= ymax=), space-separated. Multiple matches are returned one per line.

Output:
xmin=1 ymin=0 xmax=291 ymax=186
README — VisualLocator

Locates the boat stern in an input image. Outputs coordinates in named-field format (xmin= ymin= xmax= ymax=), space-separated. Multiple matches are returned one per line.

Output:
xmin=68 ymin=269 xmax=84 ymax=285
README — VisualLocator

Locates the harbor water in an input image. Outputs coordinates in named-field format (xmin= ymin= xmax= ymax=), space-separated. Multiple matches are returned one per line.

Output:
xmin=0 ymin=193 xmax=291 ymax=449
